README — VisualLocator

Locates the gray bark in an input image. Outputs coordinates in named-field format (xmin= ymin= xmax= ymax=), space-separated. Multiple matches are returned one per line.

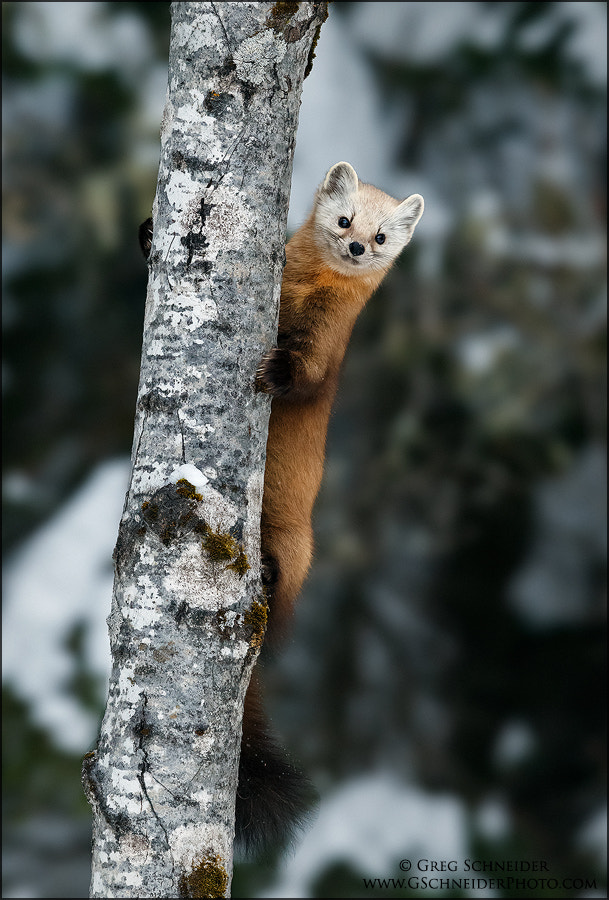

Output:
xmin=83 ymin=3 xmax=327 ymax=897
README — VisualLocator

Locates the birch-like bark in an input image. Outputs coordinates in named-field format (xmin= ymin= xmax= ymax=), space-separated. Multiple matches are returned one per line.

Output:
xmin=83 ymin=3 xmax=327 ymax=897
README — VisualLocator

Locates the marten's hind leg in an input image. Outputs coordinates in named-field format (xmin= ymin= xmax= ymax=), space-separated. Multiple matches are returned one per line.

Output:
xmin=260 ymin=523 xmax=313 ymax=646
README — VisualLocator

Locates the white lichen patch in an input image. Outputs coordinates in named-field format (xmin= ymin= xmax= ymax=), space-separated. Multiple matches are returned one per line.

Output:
xmin=91 ymin=872 xmax=107 ymax=896
xmin=131 ymin=460 xmax=172 ymax=496
xmin=165 ymin=169 xmax=199 ymax=212
xmin=207 ymin=188 xmax=256 ymax=246
xmin=109 ymin=768 xmax=144 ymax=814
xmin=117 ymin=664 xmax=143 ymax=705
xmin=218 ymin=609 xmax=239 ymax=629
xmin=177 ymin=413 xmax=215 ymax=443
xmin=125 ymin=831 xmax=151 ymax=856
xmin=163 ymin=542 xmax=238 ymax=612
xmin=192 ymin=789 xmax=212 ymax=808
xmin=233 ymin=28 xmax=286 ymax=85
xmin=198 ymin=482 xmax=239 ymax=530
xmin=172 ymin=15 xmax=219 ymax=52
xmin=138 ymin=543 xmax=156 ymax=567
xmin=163 ymin=293 xmax=218 ymax=332
xmin=174 ymin=102 xmax=215 ymax=130
xmin=184 ymin=364 xmax=209 ymax=383
xmin=146 ymin=338 xmax=167 ymax=358
xmin=120 ymin=577 xmax=162 ymax=629
xmin=220 ymin=641 xmax=249 ymax=660
xmin=119 ymin=870 xmax=143 ymax=888
xmin=242 ymin=467 xmax=264 ymax=553
xmin=168 ymin=823 xmax=231 ymax=871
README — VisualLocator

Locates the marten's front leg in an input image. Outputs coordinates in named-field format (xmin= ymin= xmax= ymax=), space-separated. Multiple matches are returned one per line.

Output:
xmin=255 ymin=344 xmax=327 ymax=401
xmin=260 ymin=523 xmax=313 ymax=645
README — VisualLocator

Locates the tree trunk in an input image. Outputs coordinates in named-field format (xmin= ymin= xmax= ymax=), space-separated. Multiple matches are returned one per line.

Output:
xmin=83 ymin=3 xmax=327 ymax=896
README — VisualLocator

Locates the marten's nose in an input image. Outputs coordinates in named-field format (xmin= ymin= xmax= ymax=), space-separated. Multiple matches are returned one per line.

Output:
xmin=349 ymin=241 xmax=365 ymax=256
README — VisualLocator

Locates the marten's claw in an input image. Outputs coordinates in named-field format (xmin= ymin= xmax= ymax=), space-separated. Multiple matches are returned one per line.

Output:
xmin=261 ymin=552 xmax=278 ymax=589
xmin=138 ymin=217 xmax=153 ymax=260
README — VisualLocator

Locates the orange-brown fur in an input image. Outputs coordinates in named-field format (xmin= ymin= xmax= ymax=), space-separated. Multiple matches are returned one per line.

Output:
xmin=259 ymin=218 xmax=387 ymax=641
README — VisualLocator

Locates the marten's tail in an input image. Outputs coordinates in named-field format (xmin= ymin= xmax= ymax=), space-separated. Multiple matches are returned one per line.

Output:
xmin=235 ymin=672 xmax=316 ymax=856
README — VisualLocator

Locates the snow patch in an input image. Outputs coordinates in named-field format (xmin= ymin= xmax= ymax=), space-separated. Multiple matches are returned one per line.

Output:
xmin=475 ymin=796 xmax=512 ymax=842
xmin=578 ymin=806 xmax=608 ymax=869
xmin=264 ymin=773 xmax=467 ymax=898
xmin=509 ymin=444 xmax=607 ymax=626
xmin=2 ymin=459 xmax=129 ymax=752
xmin=169 ymin=464 xmax=209 ymax=490
xmin=493 ymin=720 xmax=537 ymax=768
xmin=13 ymin=1 xmax=154 ymax=73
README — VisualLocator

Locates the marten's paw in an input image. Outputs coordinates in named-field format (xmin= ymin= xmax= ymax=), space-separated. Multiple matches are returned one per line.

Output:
xmin=255 ymin=348 xmax=293 ymax=397
xmin=261 ymin=552 xmax=278 ymax=590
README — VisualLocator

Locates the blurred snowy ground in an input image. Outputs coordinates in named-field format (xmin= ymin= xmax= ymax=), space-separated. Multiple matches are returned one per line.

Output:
xmin=2 ymin=458 xmax=129 ymax=752
xmin=3 ymin=448 xmax=606 ymax=896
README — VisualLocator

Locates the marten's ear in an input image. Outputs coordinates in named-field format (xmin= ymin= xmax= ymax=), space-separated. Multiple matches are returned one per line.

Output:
xmin=393 ymin=193 xmax=424 ymax=230
xmin=321 ymin=161 xmax=359 ymax=198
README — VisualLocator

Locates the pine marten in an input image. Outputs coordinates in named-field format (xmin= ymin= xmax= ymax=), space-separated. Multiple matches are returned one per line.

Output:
xmin=239 ymin=162 xmax=423 ymax=853
xmin=139 ymin=162 xmax=424 ymax=854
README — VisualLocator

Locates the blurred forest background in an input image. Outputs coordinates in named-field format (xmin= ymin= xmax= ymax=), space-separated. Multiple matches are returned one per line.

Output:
xmin=2 ymin=2 xmax=606 ymax=898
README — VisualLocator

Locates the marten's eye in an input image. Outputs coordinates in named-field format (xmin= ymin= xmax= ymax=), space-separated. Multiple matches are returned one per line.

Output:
xmin=375 ymin=233 xmax=386 ymax=245
xmin=338 ymin=217 xmax=350 ymax=229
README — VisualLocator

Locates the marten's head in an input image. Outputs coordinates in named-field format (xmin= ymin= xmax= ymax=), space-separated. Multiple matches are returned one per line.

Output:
xmin=313 ymin=161 xmax=423 ymax=277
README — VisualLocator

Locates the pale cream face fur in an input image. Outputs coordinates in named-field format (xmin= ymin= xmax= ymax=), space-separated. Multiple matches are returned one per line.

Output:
xmin=313 ymin=161 xmax=424 ymax=277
